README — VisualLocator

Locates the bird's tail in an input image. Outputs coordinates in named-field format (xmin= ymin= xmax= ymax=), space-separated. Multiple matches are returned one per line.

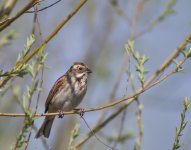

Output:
xmin=35 ymin=116 xmax=55 ymax=138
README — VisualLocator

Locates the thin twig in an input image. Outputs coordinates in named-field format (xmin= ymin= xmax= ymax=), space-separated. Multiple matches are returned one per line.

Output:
xmin=26 ymin=0 xmax=62 ymax=13
xmin=110 ymin=1 xmax=131 ymax=25
xmin=128 ymin=63 xmax=143 ymax=150
xmin=113 ymin=55 xmax=130 ymax=148
xmin=171 ymin=98 xmax=190 ymax=150
xmin=14 ymin=36 xmax=39 ymax=150
xmin=135 ymin=99 xmax=143 ymax=150
xmin=0 ymin=0 xmax=39 ymax=31
xmin=95 ymin=56 xmax=128 ymax=126
xmin=75 ymin=102 xmax=130 ymax=148
xmin=14 ymin=64 xmax=39 ymax=149
xmin=130 ymin=0 xmax=148 ymax=40
xmin=24 ymin=6 xmax=47 ymax=150
xmin=81 ymin=116 xmax=119 ymax=150
xmin=24 ymin=68 xmax=45 ymax=150
xmin=113 ymin=108 xmax=127 ymax=148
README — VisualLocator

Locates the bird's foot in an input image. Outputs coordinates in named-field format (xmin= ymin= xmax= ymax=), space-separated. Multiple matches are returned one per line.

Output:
xmin=73 ymin=108 xmax=85 ymax=117
xmin=58 ymin=110 xmax=64 ymax=118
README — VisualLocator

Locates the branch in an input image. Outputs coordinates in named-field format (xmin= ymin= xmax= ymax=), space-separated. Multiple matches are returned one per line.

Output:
xmin=0 ymin=54 xmax=188 ymax=118
xmin=0 ymin=0 xmax=39 ymax=31
xmin=26 ymin=0 xmax=62 ymax=13
xmin=0 ymin=76 xmax=161 ymax=118
xmin=143 ymin=34 xmax=191 ymax=87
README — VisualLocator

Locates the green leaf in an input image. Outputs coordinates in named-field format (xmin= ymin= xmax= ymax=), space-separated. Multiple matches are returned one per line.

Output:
xmin=0 ymin=30 xmax=18 ymax=47
xmin=125 ymin=40 xmax=135 ymax=53
xmin=24 ymin=34 xmax=35 ymax=53
xmin=107 ymin=132 xmax=133 ymax=143
xmin=72 ymin=124 xmax=80 ymax=139
xmin=156 ymin=0 xmax=177 ymax=22
xmin=143 ymin=70 xmax=149 ymax=74
xmin=172 ymin=97 xmax=191 ymax=150
xmin=138 ymin=73 xmax=144 ymax=82
xmin=141 ymin=55 xmax=149 ymax=64
xmin=186 ymin=47 xmax=191 ymax=58
xmin=68 ymin=124 xmax=80 ymax=150
xmin=16 ymin=34 xmax=35 ymax=62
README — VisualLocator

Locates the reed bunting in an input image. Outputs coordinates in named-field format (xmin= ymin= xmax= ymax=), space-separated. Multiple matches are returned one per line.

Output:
xmin=35 ymin=62 xmax=92 ymax=138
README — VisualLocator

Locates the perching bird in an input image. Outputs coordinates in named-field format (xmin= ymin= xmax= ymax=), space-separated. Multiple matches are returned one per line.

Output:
xmin=35 ymin=62 xmax=92 ymax=138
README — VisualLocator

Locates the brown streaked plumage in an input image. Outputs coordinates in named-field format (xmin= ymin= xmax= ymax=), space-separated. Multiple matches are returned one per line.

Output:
xmin=44 ymin=75 xmax=66 ymax=113
xmin=35 ymin=62 xmax=92 ymax=138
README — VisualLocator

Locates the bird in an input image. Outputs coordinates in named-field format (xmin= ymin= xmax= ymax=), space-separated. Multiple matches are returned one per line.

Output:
xmin=35 ymin=62 xmax=92 ymax=138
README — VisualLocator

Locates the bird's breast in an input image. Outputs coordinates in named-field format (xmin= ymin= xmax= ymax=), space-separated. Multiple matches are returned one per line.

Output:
xmin=51 ymin=81 xmax=87 ymax=112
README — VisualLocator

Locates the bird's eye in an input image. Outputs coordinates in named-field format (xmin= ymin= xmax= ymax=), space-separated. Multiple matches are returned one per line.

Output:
xmin=78 ymin=67 xmax=83 ymax=71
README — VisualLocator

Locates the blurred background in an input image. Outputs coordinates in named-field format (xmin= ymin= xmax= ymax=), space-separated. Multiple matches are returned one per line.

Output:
xmin=0 ymin=0 xmax=191 ymax=150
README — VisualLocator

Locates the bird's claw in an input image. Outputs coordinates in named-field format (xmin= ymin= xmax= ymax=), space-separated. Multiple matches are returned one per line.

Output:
xmin=58 ymin=110 xmax=64 ymax=118
xmin=74 ymin=108 xmax=85 ymax=117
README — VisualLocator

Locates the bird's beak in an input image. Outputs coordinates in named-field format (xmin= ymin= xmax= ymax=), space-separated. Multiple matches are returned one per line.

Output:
xmin=86 ymin=68 xmax=92 ymax=73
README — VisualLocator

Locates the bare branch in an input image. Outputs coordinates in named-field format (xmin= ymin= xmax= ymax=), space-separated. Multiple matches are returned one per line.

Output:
xmin=26 ymin=0 xmax=62 ymax=13
xmin=0 ymin=0 xmax=39 ymax=31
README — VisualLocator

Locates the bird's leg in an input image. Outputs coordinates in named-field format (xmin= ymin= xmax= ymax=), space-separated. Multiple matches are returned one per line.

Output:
xmin=58 ymin=110 xmax=64 ymax=118
xmin=73 ymin=108 xmax=85 ymax=117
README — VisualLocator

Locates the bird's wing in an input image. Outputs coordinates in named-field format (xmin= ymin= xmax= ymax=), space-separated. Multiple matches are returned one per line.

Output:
xmin=45 ymin=75 xmax=66 ymax=113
